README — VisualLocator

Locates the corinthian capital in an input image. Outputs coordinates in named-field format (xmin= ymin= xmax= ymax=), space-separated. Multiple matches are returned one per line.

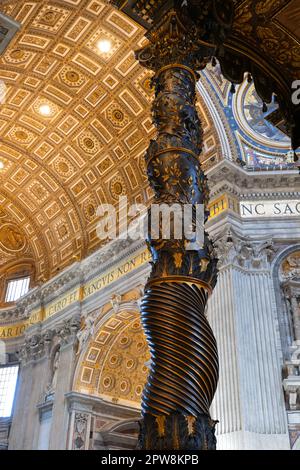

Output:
xmin=56 ymin=314 xmax=81 ymax=346
xmin=214 ymin=229 xmax=276 ymax=270
xmin=135 ymin=1 xmax=234 ymax=72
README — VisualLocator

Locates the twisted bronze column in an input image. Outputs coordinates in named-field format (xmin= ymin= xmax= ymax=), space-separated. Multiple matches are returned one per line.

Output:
xmin=138 ymin=61 xmax=219 ymax=451
xmin=111 ymin=0 xmax=234 ymax=450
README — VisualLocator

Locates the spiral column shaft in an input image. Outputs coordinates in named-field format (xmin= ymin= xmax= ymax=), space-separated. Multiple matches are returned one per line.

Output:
xmin=141 ymin=280 xmax=218 ymax=416
xmin=108 ymin=1 xmax=237 ymax=450
xmin=135 ymin=64 xmax=219 ymax=449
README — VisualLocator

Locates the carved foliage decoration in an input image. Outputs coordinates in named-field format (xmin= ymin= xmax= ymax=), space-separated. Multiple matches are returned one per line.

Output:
xmin=213 ymin=229 xmax=276 ymax=270
xmin=72 ymin=413 xmax=90 ymax=450
xmin=112 ymin=0 xmax=300 ymax=150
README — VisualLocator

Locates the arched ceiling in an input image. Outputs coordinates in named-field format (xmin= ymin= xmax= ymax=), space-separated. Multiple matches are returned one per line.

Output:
xmin=0 ymin=0 xmax=221 ymax=283
xmin=74 ymin=309 xmax=150 ymax=408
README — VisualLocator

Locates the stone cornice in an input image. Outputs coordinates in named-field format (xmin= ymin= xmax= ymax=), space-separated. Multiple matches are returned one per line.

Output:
xmin=207 ymin=160 xmax=299 ymax=199
xmin=36 ymin=400 xmax=54 ymax=417
xmin=65 ymin=392 xmax=140 ymax=418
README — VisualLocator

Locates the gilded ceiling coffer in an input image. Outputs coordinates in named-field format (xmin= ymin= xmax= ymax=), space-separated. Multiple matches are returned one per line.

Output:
xmin=110 ymin=0 xmax=298 ymax=450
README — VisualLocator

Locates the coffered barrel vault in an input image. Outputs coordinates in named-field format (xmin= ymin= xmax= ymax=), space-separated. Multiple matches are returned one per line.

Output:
xmin=0 ymin=0 xmax=222 ymax=285
xmin=0 ymin=0 xmax=300 ymax=452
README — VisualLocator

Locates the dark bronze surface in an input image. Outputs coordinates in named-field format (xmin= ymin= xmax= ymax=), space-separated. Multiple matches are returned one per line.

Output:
xmin=138 ymin=413 xmax=218 ymax=450
xmin=141 ymin=280 xmax=218 ymax=417
xmin=138 ymin=71 xmax=219 ymax=449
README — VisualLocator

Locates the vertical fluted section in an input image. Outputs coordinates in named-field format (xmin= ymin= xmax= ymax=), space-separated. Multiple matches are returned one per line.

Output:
xmin=208 ymin=265 xmax=288 ymax=449
xmin=208 ymin=269 xmax=241 ymax=441
xmin=245 ymin=272 xmax=286 ymax=433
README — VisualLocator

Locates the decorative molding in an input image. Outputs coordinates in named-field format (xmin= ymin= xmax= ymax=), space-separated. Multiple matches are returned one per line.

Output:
xmin=71 ymin=412 xmax=91 ymax=450
xmin=0 ymin=237 xmax=145 ymax=324
xmin=207 ymin=160 xmax=300 ymax=200
xmin=214 ymin=228 xmax=276 ymax=270
xmin=283 ymin=349 xmax=300 ymax=411
xmin=17 ymin=314 xmax=81 ymax=364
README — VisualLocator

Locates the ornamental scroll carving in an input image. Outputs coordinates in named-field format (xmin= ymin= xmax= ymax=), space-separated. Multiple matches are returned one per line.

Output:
xmin=213 ymin=229 xmax=276 ymax=270
xmin=18 ymin=314 xmax=81 ymax=364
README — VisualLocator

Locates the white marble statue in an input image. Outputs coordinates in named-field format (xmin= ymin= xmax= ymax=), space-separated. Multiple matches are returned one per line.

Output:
xmin=76 ymin=310 xmax=98 ymax=355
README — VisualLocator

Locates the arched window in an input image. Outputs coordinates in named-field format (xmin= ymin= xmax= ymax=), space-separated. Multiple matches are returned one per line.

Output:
xmin=5 ymin=276 xmax=30 ymax=302
xmin=0 ymin=260 xmax=35 ymax=306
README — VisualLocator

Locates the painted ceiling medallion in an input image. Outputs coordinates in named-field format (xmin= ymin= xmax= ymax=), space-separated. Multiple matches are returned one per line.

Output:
xmin=102 ymin=375 xmax=115 ymax=391
xmin=9 ymin=126 xmax=34 ymax=145
xmin=27 ymin=180 xmax=49 ymax=203
xmin=119 ymin=378 xmax=131 ymax=394
xmin=0 ymin=223 xmax=27 ymax=253
xmin=53 ymin=157 xmax=75 ymax=179
xmin=126 ymin=358 xmax=137 ymax=370
xmin=32 ymin=5 xmax=71 ymax=32
xmin=82 ymin=197 xmax=97 ymax=222
xmin=108 ymin=353 xmax=122 ymax=367
xmin=4 ymin=49 xmax=30 ymax=63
